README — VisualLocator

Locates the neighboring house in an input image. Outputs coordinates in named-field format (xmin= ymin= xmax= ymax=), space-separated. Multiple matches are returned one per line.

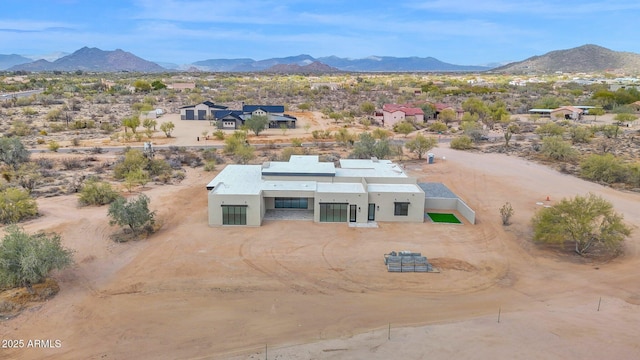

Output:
xmin=432 ymin=103 xmax=463 ymax=122
xmin=551 ymin=106 xmax=584 ymax=120
xmin=212 ymin=104 xmax=296 ymax=130
xmin=206 ymin=155 xmax=475 ymax=226
xmin=180 ymin=101 xmax=228 ymax=120
xmin=382 ymin=104 xmax=424 ymax=127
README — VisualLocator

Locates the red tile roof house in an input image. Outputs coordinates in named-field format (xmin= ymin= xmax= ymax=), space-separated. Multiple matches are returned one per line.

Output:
xmin=433 ymin=103 xmax=464 ymax=121
xmin=382 ymin=104 xmax=424 ymax=127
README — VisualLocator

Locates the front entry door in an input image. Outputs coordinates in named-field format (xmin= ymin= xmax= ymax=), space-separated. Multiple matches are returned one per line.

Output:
xmin=368 ymin=203 xmax=375 ymax=221
xmin=349 ymin=205 xmax=357 ymax=222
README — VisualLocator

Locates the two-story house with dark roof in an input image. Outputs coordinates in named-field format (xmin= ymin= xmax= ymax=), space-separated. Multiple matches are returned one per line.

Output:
xmin=213 ymin=104 xmax=297 ymax=130
xmin=179 ymin=101 xmax=228 ymax=120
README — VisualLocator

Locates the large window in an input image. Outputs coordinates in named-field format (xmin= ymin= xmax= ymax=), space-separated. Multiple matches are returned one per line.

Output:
xmin=394 ymin=202 xmax=409 ymax=216
xmin=319 ymin=203 xmax=348 ymax=222
xmin=222 ymin=205 xmax=247 ymax=225
xmin=275 ymin=197 xmax=308 ymax=209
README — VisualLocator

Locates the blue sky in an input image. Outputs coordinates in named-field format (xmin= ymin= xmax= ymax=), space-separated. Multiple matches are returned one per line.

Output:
xmin=1 ymin=0 xmax=639 ymax=65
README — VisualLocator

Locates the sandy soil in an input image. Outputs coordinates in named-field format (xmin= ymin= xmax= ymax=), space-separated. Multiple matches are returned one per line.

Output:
xmin=2 ymin=116 xmax=640 ymax=359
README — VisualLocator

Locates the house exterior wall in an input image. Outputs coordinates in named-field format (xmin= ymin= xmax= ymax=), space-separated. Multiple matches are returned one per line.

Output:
xmin=383 ymin=110 xmax=406 ymax=128
xmin=207 ymin=157 xmax=434 ymax=226
xmin=208 ymin=192 xmax=262 ymax=226
xmin=367 ymin=191 xmax=423 ymax=222
xmin=313 ymin=192 xmax=369 ymax=223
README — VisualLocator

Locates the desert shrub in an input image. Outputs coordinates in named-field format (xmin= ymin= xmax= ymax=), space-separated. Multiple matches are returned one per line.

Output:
xmin=212 ymin=130 xmax=225 ymax=140
xmin=173 ymin=171 xmax=186 ymax=181
xmin=311 ymin=130 xmax=332 ymax=139
xmin=100 ymin=122 xmax=116 ymax=133
xmin=78 ymin=179 xmax=120 ymax=206
xmin=60 ymin=158 xmax=83 ymax=170
xmin=11 ymin=121 xmax=32 ymax=137
xmin=450 ymin=135 xmax=473 ymax=150
xmin=114 ymin=149 xmax=148 ymax=180
xmin=46 ymin=108 xmax=63 ymax=121
xmin=579 ymin=154 xmax=628 ymax=184
xmin=0 ymin=137 xmax=30 ymax=169
xmin=535 ymin=122 xmax=565 ymax=138
xmin=48 ymin=141 xmax=60 ymax=152
xmin=203 ymin=161 xmax=217 ymax=172
xmin=35 ymin=158 xmax=54 ymax=170
xmin=90 ymin=147 xmax=104 ymax=154
xmin=49 ymin=123 xmax=67 ymax=132
xmin=291 ymin=138 xmax=303 ymax=147
xmin=428 ymin=121 xmax=448 ymax=133
xmin=22 ymin=107 xmax=37 ymax=116
xmin=0 ymin=187 xmax=38 ymax=223
xmin=147 ymin=158 xmax=172 ymax=177
xmin=0 ymin=226 xmax=73 ymax=290
xmin=107 ymin=194 xmax=155 ymax=236
xmin=541 ymin=136 xmax=577 ymax=161
xmin=569 ymin=126 xmax=592 ymax=144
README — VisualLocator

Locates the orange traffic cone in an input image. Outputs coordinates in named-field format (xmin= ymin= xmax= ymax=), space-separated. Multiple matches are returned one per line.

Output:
xmin=546 ymin=196 xmax=550 ymax=201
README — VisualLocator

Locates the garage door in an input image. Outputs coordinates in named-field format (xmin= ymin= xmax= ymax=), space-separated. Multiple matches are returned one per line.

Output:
xmin=185 ymin=110 xmax=194 ymax=120
xmin=198 ymin=110 xmax=206 ymax=120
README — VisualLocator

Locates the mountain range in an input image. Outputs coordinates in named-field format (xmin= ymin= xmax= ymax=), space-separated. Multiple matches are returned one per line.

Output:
xmin=3 ymin=44 xmax=640 ymax=74
xmin=494 ymin=44 xmax=640 ymax=74
xmin=7 ymin=47 xmax=165 ymax=73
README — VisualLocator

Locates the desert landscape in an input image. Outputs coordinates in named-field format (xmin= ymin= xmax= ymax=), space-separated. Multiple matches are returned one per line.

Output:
xmin=0 ymin=111 xmax=639 ymax=359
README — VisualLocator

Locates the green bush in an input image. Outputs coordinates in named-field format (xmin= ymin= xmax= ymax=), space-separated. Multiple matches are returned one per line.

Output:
xmin=78 ymin=179 xmax=120 ymax=206
xmin=580 ymin=154 xmax=629 ymax=184
xmin=450 ymin=135 xmax=473 ymax=150
xmin=114 ymin=149 xmax=148 ymax=179
xmin=48 ymin=141 xmax=60 ymax=152
xmin=0 ymin=226 xmax=74 ymax=290
xmin=107 ymin=194 xmax=155 ymax=236
xmin=0 ymin=187 xmax=38 ymax=223
xmin=203 ymin=161 xmax=217 ymax=172
xmin=541 ymin=136 xmax=577 ymax=161
xmin=428 ymin=121 xmax=448 ymax=133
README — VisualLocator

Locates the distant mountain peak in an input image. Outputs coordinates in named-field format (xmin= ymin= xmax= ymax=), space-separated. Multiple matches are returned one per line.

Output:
xmin=8 ymin=47 xmax=165 ymax=72
xmin=493 ymin=44 xmax=640 ymax=74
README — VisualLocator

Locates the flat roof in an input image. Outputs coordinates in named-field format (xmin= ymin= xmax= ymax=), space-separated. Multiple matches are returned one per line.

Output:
xmin=368 ymin=183 xmax=424 ymax=194
xmin=261 ymin=155 xmax=336 ymax=177
xmin=338 ymin=159 xmax=408 ymax=178
xmin=263 ymin=180 xmax=317 ymax=192
xmin=207 ymin=165 xmax=262 ymax=195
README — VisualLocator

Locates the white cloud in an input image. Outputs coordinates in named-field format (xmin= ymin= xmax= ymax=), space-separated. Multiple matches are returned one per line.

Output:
xmin=0 ymin=20 xmax=74 ymax=32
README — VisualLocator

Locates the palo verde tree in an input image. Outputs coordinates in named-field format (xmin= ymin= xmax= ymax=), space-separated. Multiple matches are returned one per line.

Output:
xmin=108 ymin=194 xmax=156 ymax=236
xmin=532 ymin=193 xmax=631 ymax=256
xmin=0 ymin=225 xmax=74 ymax=292
xmin=245 ymin=115 xmax=269 ymax=136
xmin=351 ymin=132 xmax=391 ymax=159
xmin=405 ymin=133 xmax=437 ymax=159
xmin=160 ymin=121 xmax=175 ymax=137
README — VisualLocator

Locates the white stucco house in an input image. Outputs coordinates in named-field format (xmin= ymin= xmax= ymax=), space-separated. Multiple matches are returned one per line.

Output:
xmin=207 ymin=155 xmax=477 ymax=226
xmin=207 ymin=155 xmax=427 ymax=226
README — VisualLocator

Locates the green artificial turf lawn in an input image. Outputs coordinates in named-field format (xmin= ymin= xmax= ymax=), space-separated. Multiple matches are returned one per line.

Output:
xmin=427 ymin=212 xmax=462 ymax=224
